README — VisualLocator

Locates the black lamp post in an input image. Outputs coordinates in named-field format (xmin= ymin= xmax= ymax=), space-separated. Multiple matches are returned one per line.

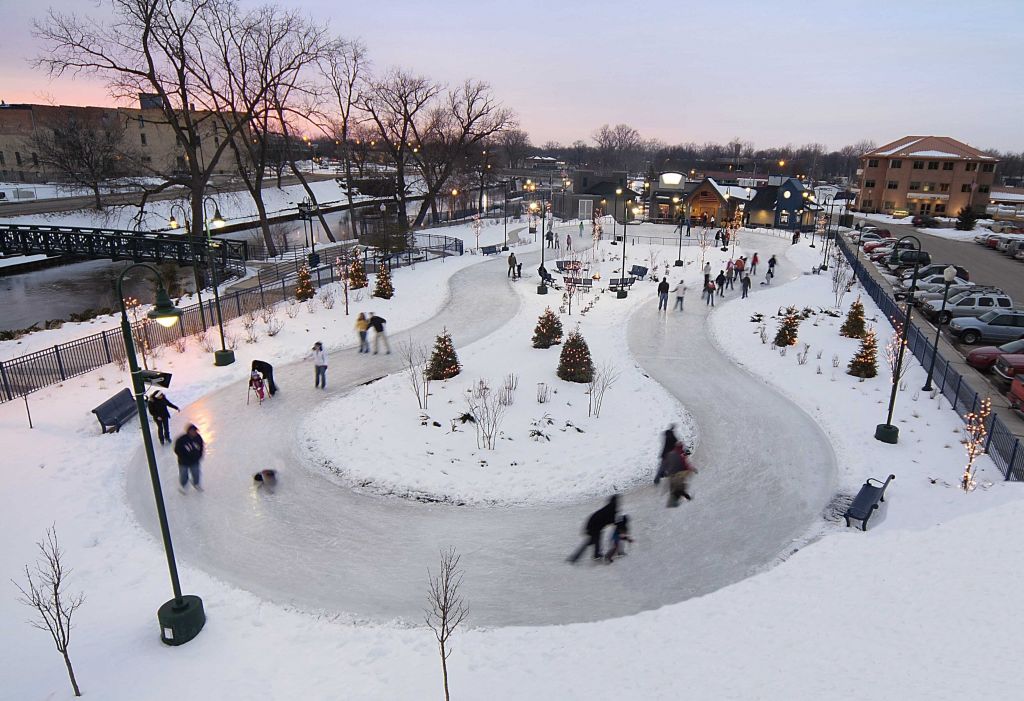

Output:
xmin=673 ymin=196 xmax=684 ymax=266
xmin=167 ymin=203 xmax=206 ymax=330
xmin=875 ymin=235 xmax=924 ymax=444
xmin=298 ymin=198 xmax=318 ymax=267
xmin=202 ymin=196 xmax=234 ymax=366
xmin=502 ymin=180 xmax=510 ymax=251
xmin=612 ymin=187 xmax=622 ymax=243
xmin=922 ymin=265 xmax=958 ymax=392
xmin=116 ymin=265 xmax=205 ymax=645
xmin=532 ymin=200 xmax=547 ymax=295
xmin=819 ymin=196 xmax=834 ymax=270
xmin=618 ymin=201 xmax=635 ymax=299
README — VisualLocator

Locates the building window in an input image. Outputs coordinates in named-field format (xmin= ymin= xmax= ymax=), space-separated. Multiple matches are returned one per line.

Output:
xmin=15 ymin=152 xmax=22 ymax=166
xmin=909 ymin=181 xmax=921 ymax=191
xmin=927 ymin=161 xmax=939 ymax=170
xmin=863 ymin=179 xmax=876 ymax=188
xmin=935 ymin=204 xmax=946 ymax=213
xmin=940 ymin=183 xmax=950 ymax=192
xmin=883 ymin=200 xmax=895 ymax=210
xmin=965 ymin=162 xmax=978 ymax=172
xmin=891 ymin=159 xmax=902 ymax=168
xmin=861 ymin=199 xmax=873 ymax=208
xmin=982 ymin=163 xmax=994 ymax=172
xmin=887 ymin=180 xmax=898 ymax=190
xmin=961 ymin=184 xmax=972 ymax=193
xmin=942 ymin=162 xmax=954 ymax=171
xmin=979 ymin=185 xmax=990 ymax=193
xmin=867 ymin=159 xmax=879 ymax=168
xmin=140 ymin=133 xmax=147 ymax=146
xmin=913 ymin=160 xmax=924 ymax=169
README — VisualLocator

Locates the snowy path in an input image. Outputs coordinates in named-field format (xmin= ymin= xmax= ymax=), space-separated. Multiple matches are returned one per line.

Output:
xmin=124 ymin=232 xmax=835 ymax=627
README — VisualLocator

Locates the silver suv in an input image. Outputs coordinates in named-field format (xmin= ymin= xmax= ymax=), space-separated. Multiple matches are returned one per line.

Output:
xmin=921 ymin=289 xmax=1014 ymax=324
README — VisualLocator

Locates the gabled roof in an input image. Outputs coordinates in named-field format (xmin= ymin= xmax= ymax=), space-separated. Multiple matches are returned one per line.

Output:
xmin=864 ymin=136 xmax=998 ymax=161
xmin=707 ymin=178 xmax=755 ymax=202
xmin=584 ymin=182 xmax=640 ymax=199
xmin=747 ymin=185 xmax=779 ymax=211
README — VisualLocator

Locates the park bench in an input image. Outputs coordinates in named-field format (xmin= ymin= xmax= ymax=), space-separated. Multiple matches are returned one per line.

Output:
xmin=562 ymin=276 xmax=594 ymax=291
xmin=844 ymin=474 xmax=895 ymax=530
xmin=607 ymin=277 xmax=637 ymax=291
xmin=555 ymin=260 xmax=582 ymax=273
xmin=91 ymin=388 xmax=138 ymax=434
xmin=629 ymin=265 xmax=649 ymax=280
xmin=480 ymin=245 xmax=501 ymax=256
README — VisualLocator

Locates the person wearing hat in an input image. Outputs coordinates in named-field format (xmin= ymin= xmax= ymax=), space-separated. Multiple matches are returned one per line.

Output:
xmin=311 ymin=341 xmax=328 ymax=388
xmin=173 ymin=424 xmax=205 ymax=492
xmin=146 ymin=390 xmax=180 ymax=445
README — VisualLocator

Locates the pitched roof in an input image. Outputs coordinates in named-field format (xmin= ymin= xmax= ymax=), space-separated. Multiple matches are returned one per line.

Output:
xmin=707 ymin=178 xmax=755 ymax=202
xmin=864 ymin=136 xmax=997 ymax=161
xmin=748 ymin=185 xmax=779 ymax=210
xmin=584 ymin=182 xmax=640 ymax=199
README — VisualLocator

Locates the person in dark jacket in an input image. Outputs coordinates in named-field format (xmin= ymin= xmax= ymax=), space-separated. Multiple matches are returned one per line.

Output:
xmin=538 ymin=263 xmax=554 ymax=285
xmin=715 ymin=270 xmax=727 ymax=297
xmin=174 ymin=424 xmax=205 ymax=492
xmin=147 ymin=390 xmax=179 ymax=445
xmin=368 ymin=312 xmax=390 ymax=354
xmin=660 ymin=443 xmax=698 ymax=507
xmin=251 ymin=359 xmax=278 ymax=396
xmin=508 ymin=252 xmax=518 ymax=278
xmin=567 ymin=495 xmax=620 ymax=563
xmin=741 ymin=273 xmax=752 ymax=298
xmin=657 ymin=277 xmax=670 ymax=311
xmin=659 ymin=424 xmax=679 ymax=467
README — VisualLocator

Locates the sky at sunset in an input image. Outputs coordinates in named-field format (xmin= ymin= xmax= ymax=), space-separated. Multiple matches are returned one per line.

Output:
xmin=3 ymin=0 xmax=1022 ymax=151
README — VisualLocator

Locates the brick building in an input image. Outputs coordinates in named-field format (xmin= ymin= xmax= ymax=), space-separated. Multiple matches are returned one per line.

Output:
xmin=857 ymin=136 xmax=998 ymax=217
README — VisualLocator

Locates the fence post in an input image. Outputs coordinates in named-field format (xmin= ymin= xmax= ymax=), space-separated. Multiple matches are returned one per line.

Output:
xmin=952 ymin=375 xmax=962 ymax=411
xmin=1007 ymin=440 xmax=1019 ymax=481
xmin=101 ymin=330 xmax=113 ymax=363
xmin=259 ymin=280 xmax=266 ymax=308
xmin=0 ymin=361 xmax=13 ymax=402
xmin=53 ymin=345 xmax=67 ymax=381
xmin=235 ymin=291 xmax=242 ymax=316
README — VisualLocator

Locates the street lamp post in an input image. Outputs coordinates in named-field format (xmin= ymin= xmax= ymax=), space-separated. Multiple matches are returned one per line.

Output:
xmin=502 ymin=180 xmax=510 ymax=251
xmin=167 ymin=203 xmax=207 ymax=330
xmin=450 ymin=188 xmax=459 ymax=223
xmin=673 ymin=196 xmax=684 ymax=266
xmin=875 ymin=235 xmax=925 ymax=444
xmin=202 ymin=196 xmax=234 ymax=366
xmin=612 ymin=187 xmax=622 ymax=243
xmin=531 ymin=200 xmax=547 ymax=295
xmin=618 ymin=202 xmax=637 ymax=299
xmin=819 ymin=196 xmax=835 ymax=270
xmin=922 ymin=265 xmax=958 ymax=392
xmin=116 ymin=265 xmax=205 ymax=645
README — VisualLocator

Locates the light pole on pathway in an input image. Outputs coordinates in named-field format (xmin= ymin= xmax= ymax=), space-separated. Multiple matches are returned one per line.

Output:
xmin=167 ymin=203 xmax=206 ymax=330
xmin=922 ymin=265 xmax=957 ymax=392
xmin=202 ymin=196 xmax=234 ymax=366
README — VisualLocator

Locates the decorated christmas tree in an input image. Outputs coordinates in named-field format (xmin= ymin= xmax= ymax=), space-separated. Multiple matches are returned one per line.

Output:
xmin=295 ymin=265 xmax=315 ymax=301
xmin=348 ymin=256 xmax=368 ymax=290
xmin=426 ymin=328 xmax=461 ymax=380
xmin=532 ymin=307 xmax=564 ymax=348
xmin=840 ymin=296 xmax=866 ymax=338
xmin=557 ymin=329 xmax=594 ymax=383
xmin=373 ymin=263 xmax=394 ymax=299
xmin=773 ymin=306 xmax=801 ymax=347
xmin=847 ymin=327 xmax=879 ymax=378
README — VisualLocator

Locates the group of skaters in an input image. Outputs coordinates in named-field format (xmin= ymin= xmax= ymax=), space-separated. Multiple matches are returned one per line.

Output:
xmin=568 ymin=423 xmax=697 ymax=564
xmin=545 ymin=229 xmax=573 ymax=251
xmin=653 ymin=251 xmax=777 ymax=311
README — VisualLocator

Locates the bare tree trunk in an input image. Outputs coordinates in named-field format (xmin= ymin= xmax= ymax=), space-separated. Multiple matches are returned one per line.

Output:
xmin=92 ymin=184 xmax=103 ymax=211
xmin=344 ymin=151 xmax=357 ymax=239
xmin=63 ymin=650 xmax=82 ymax=697
xmin=440 ymin=646 xmax=450 ymax=701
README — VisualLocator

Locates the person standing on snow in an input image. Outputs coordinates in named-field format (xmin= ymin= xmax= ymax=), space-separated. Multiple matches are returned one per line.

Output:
xmin=567 ymin=495 xmax=620 ymax=563
xmin=311 ymin=341 xmax=328 ymax=388
xmin=566 ymin=233 xmax=573 ymax=251
xmin=657 ymin=276 xmax=670 ymax=311
xmin=508 ymin=251 xmax=518 ymax=278
xmin=750 ymin=252 xmax=760 ymax=276
xmin=703 ymin=261 xmax=712 ymax=285
xmin=704 ymin=278 xmax=716 ymax=306
xmin=673 ymin=279 xmax=687 ymax=311
xmin=174 ymin=424 xmax=205 ymax=492
xmin=741 ymin=273 xmax=752 ymax=298
xmin=355 ymin=313 xmax=370 ymax=353
xmin=768 ymin=254 xmax=777 ymax=274
xmin=368 ymin=312 xmax=390 ymax=354
xmin=715 ymin=270 xmax=727 ymax=297
xmin=147 ymin=390 xmax=179 ymax=445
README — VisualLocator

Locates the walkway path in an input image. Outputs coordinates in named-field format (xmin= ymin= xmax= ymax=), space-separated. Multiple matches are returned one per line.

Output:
xmin=124 ymin=230 xmax=835 ymax=627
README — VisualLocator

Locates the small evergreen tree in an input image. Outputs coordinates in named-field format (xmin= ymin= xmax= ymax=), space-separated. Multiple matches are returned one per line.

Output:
xmin=847 ymin=327 xmax=879 ymax=378
xmin=427 ymin=328 xmax=461 ymax=380
xmin=840 ymin=296 xmax=867 ymax=338
xmin=773 ymin=306 xmax=801 ymax=347
xmin=295 ymin=265 xmax=315 ymax=301
xmin=373 ymin=263 xmax=394 ymax=299
xmin=349 ymin=256 xmax=368 ymax=290
xmin=557 ymin=329 xmax=594 ymax=383
xmin=532 ymin=307 xmax=564 ymax=348
xmin=955 ymin=206 xmax=978 ymax=231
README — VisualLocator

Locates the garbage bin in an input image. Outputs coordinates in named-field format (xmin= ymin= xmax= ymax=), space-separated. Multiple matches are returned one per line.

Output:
xmin=308 ymin=252 xmax=320 ymax=268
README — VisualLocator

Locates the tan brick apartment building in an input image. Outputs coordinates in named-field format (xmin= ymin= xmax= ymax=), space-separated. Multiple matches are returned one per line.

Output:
xmin=0 ymin=98 xmax=241 ymax=183
xmin=857 ymin=136 xmax=998 ymax=217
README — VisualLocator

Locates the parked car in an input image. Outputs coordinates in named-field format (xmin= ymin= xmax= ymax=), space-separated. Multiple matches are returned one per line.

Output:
xmin=895 ymin=274 xmax=970 ymax=297
xmin=880 ymin=249 xmax=930 ymax=269
xmin=900 ymin=264 xmax=970 ymax=284
xmin=996 ymin=235 xmax=1024 ymax=253
xmin=1004 ymin=240 xmax=1024 ymax=258
xmin=1009 ymin=376 xmax=1024 ymax=419
xmin=912 ymin=215 xmax=940 ymax=227
xmin=993 ymin=354 xmax=1024 ymax=385
xmin=915 ymin=283 xmax=993 ymax=306
xmin=857 ymin=232 xmax=885 ymax=246
xmin=921 ymin=289 xmax=1015 ymax=323
xmin=966 ymin=338 xmax=1024 ymax=370
xmin=947 ymin=310 xmax=1024 ymax=345
xmin=863 ymin=238 xmax=894 ymax=253
xmin=975 ymin=233 xmax=998 ymax=245
xmin=988 ymin=221 xmax=1024 ymax=234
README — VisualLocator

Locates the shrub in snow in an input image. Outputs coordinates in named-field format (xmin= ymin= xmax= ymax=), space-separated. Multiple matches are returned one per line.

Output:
xmin=847 ymin=327 xmax=879 ymax=378
xmin=840 ymin=296 xmax=866 ymax=339
xmin=373 ymin=263 xmax=394 ymax=299
xmin=348 ymin=256 xmax=368 ymax=290
xmin=426 ymin=328 xmax=461 ymax=381
xmin=773 ymin=306 xmax=801 ymax=347
xmin=557 ymin=329 xmax=594 ymax=383
xmin=532 ymin=307 xmax=564 ymax=348
xmin=295 ymin=265 xmax=315 ymax=302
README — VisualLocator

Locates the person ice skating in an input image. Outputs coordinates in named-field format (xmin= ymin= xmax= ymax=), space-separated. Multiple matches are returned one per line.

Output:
xmin=750 ymin=252 xmax=759 ymax=276
xmin=355 ymin=313 xmax=370 ymax=353
xmin=657 ymin=423 xmax=680 ymax=471
xmin=249 ymin=369 xmax=266 ymax=402
xmin=741 ymin=273 xmax=752 ymax=298
xmin=311 ymin=341 xmax=328 ymax=388
xmin=734 ymin=256 xmax=745 ymax=278
xmin=664 ymin=443 xmax=698 ymax=507
xmin=368 ymin=312 xmax=390 ymax=354
xmin=715 ymin=270 xmax=726 ymax=297
xmin=254 ymin=469 xmax=277 ymax=487
xmin=714 ymin=230 xmax=721 ymax=247
xmin=508 ymin=252 xmax=518 ymax=278
xmin=546 ymin=230 xmax=554 ymax=248
xmin=763 ymin=267 xmax=775 ymax=286
xmin=725 ymin=263 xmax=735 ymax=290
xmin=578 ymin=221 xmax=584 ymax=238
xmin=768 ymin=254 xmax=777 ymax=274
xmin=174 ymin=424 xmax=205 ymax=492
xmin=251 ymin=359 xmax=278 ymax=396
xmin=567 ymin=495 xmax=620 ymax=563
xmin=538 ymin=263 xmax=554 ymax=286
xmin=566 ymin=233 xmax=573 ymax=251
xmin=703 ymin=262 xmax=711 ymax=284
xmin=605 ymin=515 xmax=635 ymax=562
xmin=704 ymin=278 xmax=716 ymax=306
xmin=657 ymin=277 xmax=670 ymax=311
xmin=554 ymin=230 xmax=560 ymax=250
xmin=146 ymin=390 xmax=179 ymax=445
xmin=673 ymin=279 xmax=687 ymax=311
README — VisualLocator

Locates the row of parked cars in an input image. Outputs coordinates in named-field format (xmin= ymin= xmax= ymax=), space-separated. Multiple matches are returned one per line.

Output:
xmin=973 ymin=231 xmax=1024 ymax=261
xmin=850 ymin=224 xmax=1024 ymax=419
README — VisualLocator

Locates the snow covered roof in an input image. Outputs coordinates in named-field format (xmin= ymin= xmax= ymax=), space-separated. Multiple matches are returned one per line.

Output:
xmin=990 ymin=188 xmax=1024 ymax=203
xmin=865 ymin=136 xmax=997 ymax=161
xmin=707 ymin=178 xmax=754 ymax=201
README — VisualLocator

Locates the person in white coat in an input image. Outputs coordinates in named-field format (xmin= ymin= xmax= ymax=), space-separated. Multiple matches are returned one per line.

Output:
xmin=672 ymin=279 xmax=687 ymax=311
xmin=311 ymin=341 xmax=328 ymax=389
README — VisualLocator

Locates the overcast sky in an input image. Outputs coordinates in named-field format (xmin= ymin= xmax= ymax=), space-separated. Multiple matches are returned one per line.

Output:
xmin=3 ymin=0 xmax=1022 ymax=152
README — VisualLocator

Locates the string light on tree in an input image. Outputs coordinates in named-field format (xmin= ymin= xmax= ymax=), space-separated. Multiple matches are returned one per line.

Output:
xmin=373 ymin=263 xmax=394 ymax=299
xmin=427 ymin=328 xmax=461 ymax=380
xmin=295 ymin=265 xmax=315 ymax=301
xmin=847 ymin=326 xmax=879 ymax=378
xmin=348 ymin=253 xmax=368 ymax=290
xmin=961 ymin=398 xmax=991 ymax=492
xmin=532 ymin=307 xmax=564 ymax=349
xmin=840 ymin=296 xmax=867 ymax=338
xmin=886 ymin=319 xmax=909 ymax=384
xmin=557 ymin=329 xmax=594 ymax=383
xmin=773 ymin=306 xmax=801 ymax=347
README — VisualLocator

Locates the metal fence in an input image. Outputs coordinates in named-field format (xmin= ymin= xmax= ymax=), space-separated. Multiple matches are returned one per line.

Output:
xmin=834 ymin=235 xmax=1023 ymax=480
xmin=0 ymin=232 xmax=464 ymax=404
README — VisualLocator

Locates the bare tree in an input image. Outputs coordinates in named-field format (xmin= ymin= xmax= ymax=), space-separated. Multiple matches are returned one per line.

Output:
xmin=831 ymin=248 xmax=855 ymax=309
xmin=400 ymin=339 xmax=430 ymax=410
xmin=961 ymin=398 xmax=991 ymax=492
xmin=465 ymin=378 xmax=505 ymax=450
xmin=593 ymin=123 xmax=642 ymax=170
xmin=499 ymin=128 xmax=531 ymax=169
xmin=588 ymin=361 xmax=620 ymax=418
xmin=13 ymin=527 xmax=85 ymax=697
xmin=29 ymin=109 xmax=132 ymax=209
xmin=425 ymin=547 xmax=468 ymax=701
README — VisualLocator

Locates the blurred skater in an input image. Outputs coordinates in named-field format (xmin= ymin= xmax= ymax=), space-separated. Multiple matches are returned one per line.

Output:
xmin=147 ymin=390 xmax=179 ymax=445
xmin=567 ymin=495 xmax=619 ymax=563
xmin=605 ymin=515 xmax=635 ymax=562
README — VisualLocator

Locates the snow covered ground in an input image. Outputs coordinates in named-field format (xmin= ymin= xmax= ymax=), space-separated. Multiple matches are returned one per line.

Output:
xmin=859 ymin=211 xmax=988 ymax=240
xmin=3 ymin=225 xmax=1023 ymax=700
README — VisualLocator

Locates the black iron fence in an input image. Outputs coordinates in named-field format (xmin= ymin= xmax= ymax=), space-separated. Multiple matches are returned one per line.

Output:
xmin=835 ymin=234 xmax=1023 ymax=480
xmin=0 ymin=232 xmax=463 ymax=404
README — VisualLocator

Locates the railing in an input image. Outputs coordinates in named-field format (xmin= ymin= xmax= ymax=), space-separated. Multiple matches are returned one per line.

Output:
xmin=834 ymin=234 xmax=1024 ymax=480
xmin=0 ymin=231 xmax=464 ymax=403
